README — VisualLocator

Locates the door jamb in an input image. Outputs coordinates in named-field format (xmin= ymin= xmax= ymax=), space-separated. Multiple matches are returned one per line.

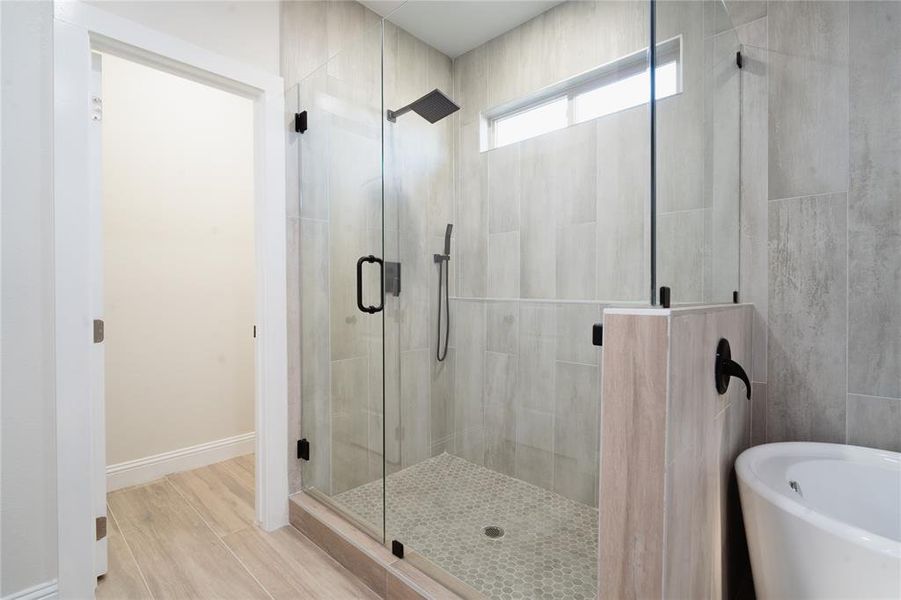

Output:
xmin=53 ymin=3 xmax=288 ymax=597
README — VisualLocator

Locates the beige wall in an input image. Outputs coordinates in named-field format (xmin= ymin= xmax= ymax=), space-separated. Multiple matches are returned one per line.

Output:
xmin=102 ymin=54 xmax=255 ymax=466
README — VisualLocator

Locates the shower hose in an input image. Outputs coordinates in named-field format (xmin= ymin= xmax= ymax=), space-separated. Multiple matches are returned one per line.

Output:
xmin=436 ymin=258 xmax=450 ymax=362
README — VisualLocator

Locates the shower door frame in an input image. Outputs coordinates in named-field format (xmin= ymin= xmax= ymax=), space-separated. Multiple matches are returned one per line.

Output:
xmin=52 ymin=3 xmax=288 ymax=597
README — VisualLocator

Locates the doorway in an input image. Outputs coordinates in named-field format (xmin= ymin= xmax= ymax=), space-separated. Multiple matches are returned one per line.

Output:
xmin=53 ymin=5 xmax=288 ymax=596
xmin=100 ymin=53 xmax=256 ymax=495
xmin=93 ymin=51 xmax=257 ymax=580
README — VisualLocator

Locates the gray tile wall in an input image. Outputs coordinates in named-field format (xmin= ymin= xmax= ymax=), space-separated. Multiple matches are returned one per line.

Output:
xmin=740 ymin=1 xmax=900 ymax=450
xmin=451 ymin=299 xmax=604 ymax=506
xmin=453 ymin=1 xmax=651 ymax=307
xmin=282 ymin=3 xmax=457 ymax=497
xmin=443 ymin=0 xmax=655 ymax=506
xmin=655 ymin=1 xmax=742 ymax=305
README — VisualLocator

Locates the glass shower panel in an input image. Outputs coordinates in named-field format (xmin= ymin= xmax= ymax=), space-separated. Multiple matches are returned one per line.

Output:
xmin=296 ymin=21 xmax=386 ymax=540
xmin=340 ymin=2 xmax=651 ymax=598
xmin=654 ymin=0 xmax=742 ymax=304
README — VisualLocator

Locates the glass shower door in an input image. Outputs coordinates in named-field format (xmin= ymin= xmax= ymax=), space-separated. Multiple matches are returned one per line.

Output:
xmin=296 ymin=19 xmax=387 ymax=540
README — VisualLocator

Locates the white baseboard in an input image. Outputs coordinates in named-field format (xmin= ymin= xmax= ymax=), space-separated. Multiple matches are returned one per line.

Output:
xmin=2 ymin=580 xmax=58 ymax=600
xmin=106 ymin=432 xmax=255 ymax=491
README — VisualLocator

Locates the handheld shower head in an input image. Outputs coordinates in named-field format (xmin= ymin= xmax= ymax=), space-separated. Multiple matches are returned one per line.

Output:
xmin=443 ymin=224 xmax=453 ymax=257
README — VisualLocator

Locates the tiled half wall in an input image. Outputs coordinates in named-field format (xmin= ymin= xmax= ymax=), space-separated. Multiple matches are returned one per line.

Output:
xmin=599 ymin=304 xmax=753 ymax=599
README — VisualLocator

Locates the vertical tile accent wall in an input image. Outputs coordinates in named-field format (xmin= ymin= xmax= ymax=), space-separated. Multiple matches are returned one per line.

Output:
xmin=739 ymin=1 xmax=900 ymax=451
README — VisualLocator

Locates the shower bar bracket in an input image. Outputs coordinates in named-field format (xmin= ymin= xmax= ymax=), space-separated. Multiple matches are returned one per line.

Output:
xmin=385 ymin=261 xmax=401 ymax=296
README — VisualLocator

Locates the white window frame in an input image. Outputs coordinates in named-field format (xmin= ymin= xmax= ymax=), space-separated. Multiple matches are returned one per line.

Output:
xmin=483 ymin=35 xmax=683 ymax=151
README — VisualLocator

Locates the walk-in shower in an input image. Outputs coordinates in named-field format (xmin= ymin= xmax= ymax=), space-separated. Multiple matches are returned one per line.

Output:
xmin=290 ymin=1 xmax=743 ymax=597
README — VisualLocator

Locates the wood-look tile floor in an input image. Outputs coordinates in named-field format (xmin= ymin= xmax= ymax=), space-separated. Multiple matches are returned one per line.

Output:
xmin=98 ymin=455 xmax=379 ymax=600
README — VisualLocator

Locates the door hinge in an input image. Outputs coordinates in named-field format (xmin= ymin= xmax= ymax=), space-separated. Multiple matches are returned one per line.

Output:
xmin=93 ymin=319 xmax=104 ymax=343
xmin=392 ymin=540 xmax=404 ymax=559
xmin=736 ymin=50 xmax=743 ymax=69
xmin=295 ymin=111 xmax=308 ymax=133
xmin=297 ymin=438 xmax=310 ymax=461
xmin=592 ymin=323 xmax=603 ymax=347
xmin=91 ymin=96 xmax=103 ymax=121
xmin=96 ymin=516 xmax=107 ymax=541
xmin=253 ymin=325 xmax=257 ymax=338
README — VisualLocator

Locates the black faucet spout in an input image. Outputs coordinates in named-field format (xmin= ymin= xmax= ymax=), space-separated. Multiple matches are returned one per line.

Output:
xmin=723 ymin=358 xmax=751 ymax=399
xmin=715 ymin=338 xmax=751 ymax=399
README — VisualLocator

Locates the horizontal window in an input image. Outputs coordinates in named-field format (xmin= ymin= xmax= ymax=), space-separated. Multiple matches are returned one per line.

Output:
xmin=483 ymin=36 xmax=682 ymax=151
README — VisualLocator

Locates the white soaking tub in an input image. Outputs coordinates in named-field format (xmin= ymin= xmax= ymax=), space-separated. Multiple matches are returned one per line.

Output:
xmin=736 ymin=442 xmax=901 ymax=599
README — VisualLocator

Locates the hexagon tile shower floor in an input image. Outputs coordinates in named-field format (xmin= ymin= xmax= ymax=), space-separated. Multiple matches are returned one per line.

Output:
xmin=334 ymin=453 xmax=598 ymax=600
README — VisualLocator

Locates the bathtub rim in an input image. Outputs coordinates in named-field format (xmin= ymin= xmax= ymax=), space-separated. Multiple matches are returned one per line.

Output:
xmin=736 ymin=442 xmax=901 ymax=560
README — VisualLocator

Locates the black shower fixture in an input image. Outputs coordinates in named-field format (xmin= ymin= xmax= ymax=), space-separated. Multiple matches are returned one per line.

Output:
xmin=715 ymin=338 xmax=751 ymax=399
xmin=387 ymin=89 xmax=460 ymax=124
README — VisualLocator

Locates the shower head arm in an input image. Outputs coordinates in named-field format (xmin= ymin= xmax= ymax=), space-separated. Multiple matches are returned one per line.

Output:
xmin=386 ymin=104 xmax=413 ymax=123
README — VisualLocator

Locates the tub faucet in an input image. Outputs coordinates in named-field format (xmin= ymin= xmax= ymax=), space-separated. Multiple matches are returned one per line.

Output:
xmin=715 ymin=338 xmax=751 ymax=399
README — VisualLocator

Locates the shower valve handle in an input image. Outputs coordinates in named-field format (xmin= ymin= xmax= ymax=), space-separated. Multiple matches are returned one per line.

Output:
xmin=715 ymin=338 xmax=751 ymax=399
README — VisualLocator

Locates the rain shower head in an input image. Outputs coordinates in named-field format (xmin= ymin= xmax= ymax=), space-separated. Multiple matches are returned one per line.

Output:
xmin=387 ymin=89 xmax=460 ymax=124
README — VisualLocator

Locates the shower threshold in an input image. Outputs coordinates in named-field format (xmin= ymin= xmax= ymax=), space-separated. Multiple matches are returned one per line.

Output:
xmin=333 ymin=453 xmax=598 ymax=600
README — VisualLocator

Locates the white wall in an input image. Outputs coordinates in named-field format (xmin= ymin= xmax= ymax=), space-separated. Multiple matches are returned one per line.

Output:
xmin=102 ymin=54 xmax=255 ymax=466
xmin=1 ymin=1 xmax=57 ymax=596
xmin=0 ymin=2 xmax=279 ymax=596
xmin=87 ymin=1 xmax=280 ymax=74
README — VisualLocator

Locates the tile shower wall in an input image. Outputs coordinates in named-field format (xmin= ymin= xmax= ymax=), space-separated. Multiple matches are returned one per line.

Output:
xmin=737 ymin=2 xmax=900 ymax=451
xmin=382 ymin=21 xmax=456 ymax=476
xmin=446 ymin=0 xmax=743 ymax=505
xmin=282 ymin=1 xmax=457 ymax=495
xmin=655 ymin=1 xmax=742 ymax=305
xmin=446 ymin=0 xmax=653 ymax=507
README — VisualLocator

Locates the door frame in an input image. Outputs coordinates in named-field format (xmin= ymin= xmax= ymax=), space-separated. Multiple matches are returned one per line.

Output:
xmin=53 ymin=3 xmax=288 ymax=597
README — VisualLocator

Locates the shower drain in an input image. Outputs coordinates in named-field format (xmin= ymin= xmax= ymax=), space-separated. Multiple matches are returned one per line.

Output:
xmin=483 ymin=525 xmax=505 ymax=539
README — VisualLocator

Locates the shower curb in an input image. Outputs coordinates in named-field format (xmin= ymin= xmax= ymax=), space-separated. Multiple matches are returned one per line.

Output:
xmin=289 ymin=492 xmax=477 ymax=600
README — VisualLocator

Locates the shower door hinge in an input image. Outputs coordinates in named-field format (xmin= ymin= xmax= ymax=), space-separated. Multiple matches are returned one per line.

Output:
xmin=659 ymin=286 xmax=671 ymax=308
xmin=592 ymin=323 xmax=603 ymax=347
xmin=736 ymin=51 xmax=743 ymax=69
xmin=733 ymin=290 xmax=740 ymax=304
xmin=95 ymin=516 xmax=107 ymax=541
xmin=294 ymin=111 xmax=308 ymax=133
xmin=391 ymin=540 xmax=404 ymax=559
xmin=93 ymin=319 xmax=104 ymax=343
xmin=297 ymin=438 xmax=310 ymax=461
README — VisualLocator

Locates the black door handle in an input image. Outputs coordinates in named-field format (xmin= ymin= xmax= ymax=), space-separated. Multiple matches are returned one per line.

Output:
xmin=715 ymin=338 xmax=751 ymax=399
xmin=356 ymin=255 xmax=384 ymax=314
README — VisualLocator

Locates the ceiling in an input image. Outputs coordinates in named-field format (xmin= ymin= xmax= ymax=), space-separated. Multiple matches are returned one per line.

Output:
xmin=360 ymin=1 xmax=563 ymax=58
